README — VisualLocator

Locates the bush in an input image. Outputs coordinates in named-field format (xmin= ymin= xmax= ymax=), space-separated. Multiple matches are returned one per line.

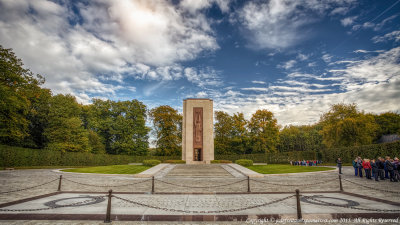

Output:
xmin=142 ymin=160 xmax=161 ymax=167
xmin=164 ymin=160 xmax=185 ymax=164
xmin=211 ymin=160 xmax=232 ymax=164
xmin=235 ymin=159 xmax=253 ymax=167
xmin=0 ymin=145 xmax=179 ymax=168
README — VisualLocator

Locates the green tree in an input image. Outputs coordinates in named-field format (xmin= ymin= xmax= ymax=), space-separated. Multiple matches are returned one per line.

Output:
xmin=149 ymin=105 xmax=182 ymax=156
xmin=374 ymin=112 xmax=400 ymax=138
xmin=0 ymin=46 xmax=44 ymax=145
xmin=319 ymin=103 xmax=378 ymax=148
xmin=44 ymin=94 xmax=89 ymax=152
xmin=231 ymin=113 xmax=250 ymax=154
xmin=214 ymin=111 xmax=234 ymax=155
xmin=86 ymin=99 xmax=149 ymax=155
xmin=24 ymin=88 xmax=52 ymax=148
xmin=248 ymin=109 xmax=280 ymax=153
xmin=88 ymin=130 xmax=106 ymax=154
xmin=278 ymin=125 xmax=323 ymax=152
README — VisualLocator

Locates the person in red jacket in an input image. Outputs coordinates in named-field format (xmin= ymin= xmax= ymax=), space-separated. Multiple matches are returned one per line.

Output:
xmin=362 ymin=159 xmax=372 ymax=179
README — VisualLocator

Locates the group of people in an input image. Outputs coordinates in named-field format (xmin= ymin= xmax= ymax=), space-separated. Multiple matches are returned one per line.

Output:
xmin=290 ymin=160 xmax=322 ymax=166
xmin=350 ymin=156 xmax=400 ymax=182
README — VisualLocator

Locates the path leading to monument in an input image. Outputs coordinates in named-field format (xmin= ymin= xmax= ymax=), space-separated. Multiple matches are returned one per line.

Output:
xmin=164 ymin=164 xmax=234 ymax=178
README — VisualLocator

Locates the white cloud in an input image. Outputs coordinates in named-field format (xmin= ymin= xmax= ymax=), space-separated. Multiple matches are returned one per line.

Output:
xmin=183 ymin=67 xmax=222 ymax=88
xmin=251 ymin=80 xmax=266 ymax=84
xmin=341 ymin=16 xmax=357 ymax=26
xmin=196 ymin=91 xmax=208 ymax=98
xmin=297 ymin=53 xmax=309 ymax=61
xmin=350 ymin=15 xmax=398 ymax=32
xmin=214 ymin=47 xmax=400 ymax=126
xmin=241 ymin=87 xmax=269 ymax=92
xmin=234 ymin=0 xmax=356 ymax=49
xmin=278 ymin=60 xmax=297 ymax=70
xmin=322 ymin=54 xmax=333 ymax=63
xmin=0 ymin=0 xmax=220 ymax=103
xmin=372 ymin=30 xmax=400 ymax=43
xmin=353 ymin=49 xmax=384 ymax=54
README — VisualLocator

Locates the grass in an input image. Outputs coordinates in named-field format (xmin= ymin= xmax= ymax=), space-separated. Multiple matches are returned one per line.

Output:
xmin=246 ymin=164 xmax=335 ymax=174
xmin=62 ymin=165 xmax=151 ymax=174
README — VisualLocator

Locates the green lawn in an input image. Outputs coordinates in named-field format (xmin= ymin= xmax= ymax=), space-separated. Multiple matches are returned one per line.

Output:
xmin=247 ymin=164 xmax=335 ymax=174
xmin=62 ymin=165 xmax=151 ymax=174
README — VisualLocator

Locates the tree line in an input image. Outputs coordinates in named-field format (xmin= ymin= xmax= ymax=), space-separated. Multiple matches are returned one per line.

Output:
xmin=1 ymin=46 xmax=399 ymax=156
xmin=214 ymin=104 xmax=400 ymax=154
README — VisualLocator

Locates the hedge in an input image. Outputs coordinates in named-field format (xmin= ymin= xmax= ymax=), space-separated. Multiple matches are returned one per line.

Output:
xmin=235 ymin=159 xmax=253 ymax=167
xmin=164 ymin=160 xmax=186 ymax=164
xmin=143 ymin=160 xmax=161 ymax=166
xmin=211 ymin=160 xmax=232 ymax=164
xmin=1 ymin=141 xmax=398 ymax=167
xmin=0 ymin=145 xmax=179 ymax=167
xmin=321 ymin=141 xmax=400 ymax=163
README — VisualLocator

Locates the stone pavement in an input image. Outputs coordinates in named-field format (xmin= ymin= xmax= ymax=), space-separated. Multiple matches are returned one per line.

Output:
xmin=0 ymin=165 xmax=399 ymax=224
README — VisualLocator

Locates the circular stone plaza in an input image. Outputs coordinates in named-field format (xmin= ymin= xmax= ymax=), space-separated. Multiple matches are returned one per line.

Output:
xmin=0 ymin=163 xmax=399 ymax=225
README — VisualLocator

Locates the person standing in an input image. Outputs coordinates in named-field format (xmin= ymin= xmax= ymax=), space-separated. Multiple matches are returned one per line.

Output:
xmin=337 ymin=158 xmax=343 ymax=174
xmin=377 ymin=157 xmax=385 ymax=180
xmin=362 ymin=159 xmax=372 ymax=179
xmin=385 ymin=156 xmax=395 ymax=182
xmin=357 ymin=157 xmax=363 ymax=178
xmin=393 ymin=157 xmax=400 ymax=181
xmin=352 ymin=158 xmax=358 ymax=176
xmin=371 ymin=159 xmax=379 ymax=181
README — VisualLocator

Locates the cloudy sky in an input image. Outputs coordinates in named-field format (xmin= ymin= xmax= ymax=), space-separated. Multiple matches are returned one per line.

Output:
xmin=1 ymin=0 xmax=399 ymax=125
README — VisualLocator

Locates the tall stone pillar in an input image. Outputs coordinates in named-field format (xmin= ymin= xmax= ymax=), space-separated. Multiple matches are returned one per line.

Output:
xmin=182 ymin=99 xmax=214 ymax=164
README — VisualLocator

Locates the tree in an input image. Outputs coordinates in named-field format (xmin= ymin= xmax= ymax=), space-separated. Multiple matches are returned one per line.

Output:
xmin=214 ymin=111 xmax=234 ymax=155
xmin=319 ymin=103 xmax=378 ymax=148
xmin=374 ymin=112 xmax=400 ymax=139
xmin=149 ymin=105 xmax=182 ymax=156
xmin=248 ymin=109 xmax=280 ymax=153
xmin=86 ymin=99 xmax=149 ymax=155
xmin=231 ymin=113 xmax=250 ymax=154
xmin=278 ymin=125 xmax=323 ymax=152
xmin=44 ymin=94 xmax=89 ymax=152
xmin=24 ymin=88 xmax=52 ymax=148
xmin=0 ymin=46 xmax=44 ymax=145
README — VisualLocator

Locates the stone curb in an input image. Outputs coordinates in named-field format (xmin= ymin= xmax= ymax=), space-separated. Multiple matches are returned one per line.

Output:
xmin=134 ymin=163 xmax=170 ymax=178
xmin=228 ymin=164 xmax=264 ymax=178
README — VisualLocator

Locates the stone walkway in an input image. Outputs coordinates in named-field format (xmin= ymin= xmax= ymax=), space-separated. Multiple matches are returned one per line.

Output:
xmin=165 ymin=164 xmax=235 ymax=178
xmin=0 ymin=166 xmax=399 ymax=224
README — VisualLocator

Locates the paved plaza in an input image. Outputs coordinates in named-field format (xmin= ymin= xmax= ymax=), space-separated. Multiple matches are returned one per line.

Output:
xmin=0 ymin=165 xmax=400 ymax=224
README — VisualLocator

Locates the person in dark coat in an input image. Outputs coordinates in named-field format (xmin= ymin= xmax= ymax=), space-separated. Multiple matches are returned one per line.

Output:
xmin=337 ymin=158 xmax=342 ymax=174
xmin=393 ymin=157 xmax=400 ymax=181
xmin=385 ymin=156 xmax=396 ymax=182
xmin=377 ymin=157 xmax=385 ymax=180
xmin=370 ymin=159 xmax=379 ymax=181
xmin=357 ymin=157 xmax=363 ymax=178
xmin=352 ymin=158 xmax=358 ymax=176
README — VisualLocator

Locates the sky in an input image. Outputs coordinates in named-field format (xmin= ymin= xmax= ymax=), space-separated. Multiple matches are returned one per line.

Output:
xmin=0 ymin=0 xmax=399 ymax=126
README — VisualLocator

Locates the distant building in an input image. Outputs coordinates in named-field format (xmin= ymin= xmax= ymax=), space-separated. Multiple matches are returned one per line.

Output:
xmin=378 ymin=134 xmax=400 ymax=143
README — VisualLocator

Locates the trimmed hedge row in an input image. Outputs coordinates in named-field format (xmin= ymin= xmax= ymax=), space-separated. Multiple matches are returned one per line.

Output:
xmin=235 ymin=159 xmax=253 ymax=167
xmin=1 ymin=142 xmax=398 ymax=167
xmin=0 ymin=145 xmax=180 ymax=167
xmin=143 ymin=160 xmax=161 ymax=166
xmin=322 ymin=141 xmax=400 ymax=163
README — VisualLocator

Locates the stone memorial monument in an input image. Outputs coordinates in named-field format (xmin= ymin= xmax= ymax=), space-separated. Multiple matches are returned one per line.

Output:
xmin=182 ymin=98 xmax=214 ymax=164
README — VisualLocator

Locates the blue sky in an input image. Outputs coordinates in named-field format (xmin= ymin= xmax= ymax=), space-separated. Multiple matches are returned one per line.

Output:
xmin=0 ymin=0 xmax=399 ymax=125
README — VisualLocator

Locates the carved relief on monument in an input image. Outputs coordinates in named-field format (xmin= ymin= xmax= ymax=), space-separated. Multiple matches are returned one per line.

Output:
xmin=193 ymin=107 xmax=203 ymax=149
